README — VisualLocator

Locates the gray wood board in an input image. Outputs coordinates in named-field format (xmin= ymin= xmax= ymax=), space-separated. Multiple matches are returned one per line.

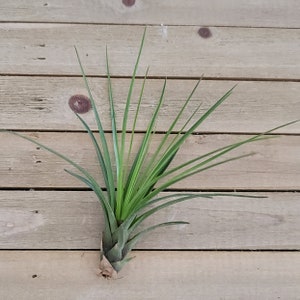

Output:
xmin=1 ymin=132 xmax=299 ymax=190
xmin=1 ymin=251 xmax=299 ymax=300
xmin=0 ymin=191 xmax=299 ymax=250
xmin=1 ymin=24 xmax=299 ymax=79
xmin=1 ymin=76 xmax=300 ymax=134
xmin=0 ymin=0 xmax=299 ymax=28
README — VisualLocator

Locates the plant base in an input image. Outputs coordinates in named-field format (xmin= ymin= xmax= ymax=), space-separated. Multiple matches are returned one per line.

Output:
xmin=98 ymin=254 xmax=118 ymax=279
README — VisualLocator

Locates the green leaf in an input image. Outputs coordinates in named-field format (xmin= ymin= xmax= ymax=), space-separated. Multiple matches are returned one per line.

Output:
xmin=115 ymin=27 xmax=147 ymax=220
xmin=123 ymin=221 xmax=189 ymax=257
xmin=105 ymin=46 xmax=120 ymax=183
xmin=139 ymin=79 xmax=203 ymax=183
xmin=122 ymin=79 xmax=167 ymax=217
xmin=4 ymin=131 xmax=118 ymax=234
xmin=75 ymin=113 xmax=115 ymax=210
xmin=126 ymin=66 xmax=150 ymax=172
xmin=74 ymin=47 xmax=116 ymax=215
xmin=111 ymin=256 xmax=135 ymax=272
xmin=121 ymin=86 xmax=236 ymax=215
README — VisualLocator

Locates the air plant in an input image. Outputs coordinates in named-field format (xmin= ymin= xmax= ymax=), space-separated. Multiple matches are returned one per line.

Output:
xmin=2 ymin=29 xmax=298 ymax=278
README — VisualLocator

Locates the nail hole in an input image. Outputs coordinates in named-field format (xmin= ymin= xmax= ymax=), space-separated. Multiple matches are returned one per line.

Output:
xmin=32 ymin=97 xmax=44 ymax=102
xmin=122 ymin=0 xmax=135 ymax=7
xmin=198 ymin=27 xmax=212 ymax=39
xmin=32 ymin=274 xmax=38 ymax=278
xmin=39 ymin=44 xmax=46 ymax=47
xmin=36 ymin=147 xmax=41 ymax=150
xmin=43 ymin=3 xmax=48 ymax=6
xmin=35 ymin=160 xmax=42 ymax=164
xmin=34 ymin=210 xmax=39 ymax=214
xmin=33 ymin=57 xmax=46 ymax=61
xmin=68 ymin=95 xmax=91 ymax=114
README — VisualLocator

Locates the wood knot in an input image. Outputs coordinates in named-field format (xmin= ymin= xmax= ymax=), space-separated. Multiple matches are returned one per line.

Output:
xmin=122 ymin=0 xmax=135 ymax=7
xmin=68 ymin=94 xmax=91 ymax=114
xmin=198 ymin=27 xmax=212 ymax=39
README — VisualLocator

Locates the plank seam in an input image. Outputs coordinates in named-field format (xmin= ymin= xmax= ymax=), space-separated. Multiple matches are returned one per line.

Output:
xmin=1 ymin=74 xmax=300 ymax=83
xmin=0 ymin=187 xmax=299 ymax=193
xmin=0 ymin=20 xmax=299 ymax=30
xmin=3 ymin=129 xmax=300 ymax=136
xmin=0 ymin=249 xmax=299 ymax=252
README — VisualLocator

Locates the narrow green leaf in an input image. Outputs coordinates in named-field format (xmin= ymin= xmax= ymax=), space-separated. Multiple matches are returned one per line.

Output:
xmin=155 ymin=120 xmax=300 ymax=183
xmin=111 ymin=256 xmax=135 ymax=272
xmin=106 ymin=46 xmax=120 ymax=182
xmin=115 ymin=27 xmax=147 ymax=220
xmin=130 ymin=194 xmax=202 ymax=234
xmin=75 ymin=113 xmax=115 ymax=210
xmin=137 ymin=79 xmax=203 ymax=192
xmin=74 ymin=47 xmax=116 ymax=212
xmin=125 ymin=85 xmax=235 ymax=210
xmin=121 ymin=79 xmax=167 ymax=219
xmin=126 ymin=66 xmax=150 ymax=170
xmin=126 ymin=119 xmax=299 ymax=213
xmin=123 ymin=221 xmax=189 ymax=257
xmin=5 ymin=131 xmax=118 ymax=234
xmin=133 ymin=190 xmax=267 ymax=229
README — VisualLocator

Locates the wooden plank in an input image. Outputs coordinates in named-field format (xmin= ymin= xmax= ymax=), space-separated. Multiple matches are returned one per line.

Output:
xmin=0 ymin=0 xmax=299 ymax=28
xmin=1 ymin=24 xmax=299 ymax=79
xmin=1 ymin=251 xmax=299 ymax=299
xmin=1 ymin=76 xmax=300 ymax=134
xmin=0 ymin=191 xmax=299 ymax=250
xmin=1 ymin=132 xmax=299 ymax=190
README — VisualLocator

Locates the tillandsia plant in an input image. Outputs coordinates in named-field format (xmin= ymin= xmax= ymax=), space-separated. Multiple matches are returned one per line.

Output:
xmin=2 ymin=29 xmax=299 ymax=278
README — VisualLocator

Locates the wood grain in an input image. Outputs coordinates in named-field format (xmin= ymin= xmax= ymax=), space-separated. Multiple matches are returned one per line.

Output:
xmin=0 ymin=191 xmax=299 ymax=250
xmin=1 ymin=0 xmax=299 ymax=28
xmin=1 ymin=24 xmax=299 ymax=79
xmin=1 ymin=132 xmax=299 ymax=190
xmin=1 ymin=76 xmax=300 ymax=133
xmin=1 ymin=251 xmax=299 ymax=300
xmin=1 ymin=1 xmax=299 ymax=297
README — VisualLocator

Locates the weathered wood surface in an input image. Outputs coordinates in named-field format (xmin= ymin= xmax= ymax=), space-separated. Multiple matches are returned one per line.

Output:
xmin=1 ymin=0 xmax=299 ymax=28
xmin=1 ymin=132 xmax=299 ymax=190
xmin=0 ymin=1 xmax=299 ymax=297
xmin=1 ymin=251 xmax=300 ymax=300
xmin=0 ymin=191 xmax=299 ymax=250
xmin=1 ymin=24 xmax=299 ymax=79
xmin=1 ymin=76 xmax=300 ymax=133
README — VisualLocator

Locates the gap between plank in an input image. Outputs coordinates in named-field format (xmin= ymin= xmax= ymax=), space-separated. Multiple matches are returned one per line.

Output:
xmin=1 ymin=73 xmax=299 ymax=83
xmin=0 ymin=249 xmax=299 ymax=252
xmin=0 ymin=20 xmax=299 ymax=30
xmin=0 ymin=187 xmax=299 ymax=193
xmin=3 ymin=129 xmax=300 ymax=136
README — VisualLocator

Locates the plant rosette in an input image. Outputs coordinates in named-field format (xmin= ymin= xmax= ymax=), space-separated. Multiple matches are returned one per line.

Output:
xmin=1 ymin=28 xmax=299 ymax=279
